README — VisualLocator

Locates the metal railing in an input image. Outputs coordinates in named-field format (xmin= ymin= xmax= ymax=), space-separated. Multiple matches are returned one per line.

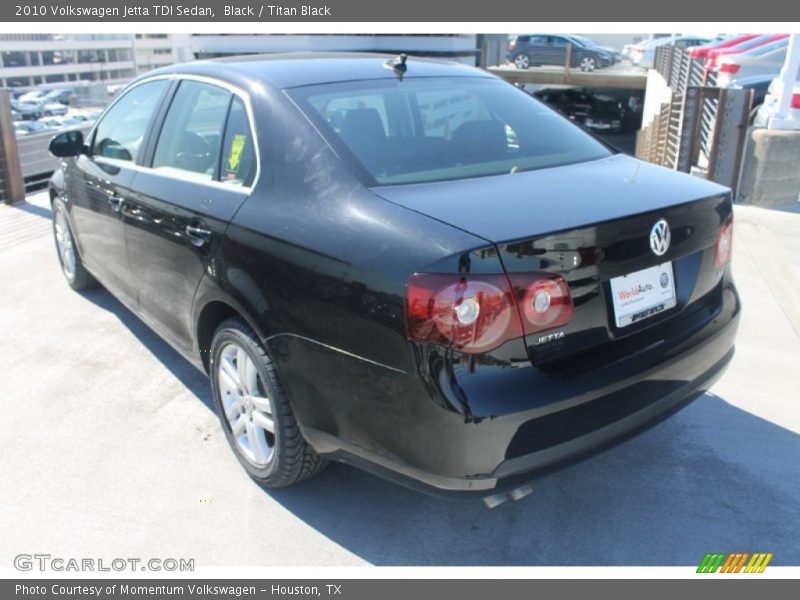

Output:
xmin=638 ymin=47 xmax=752 ymax=194
xmin=16 ymin=125 xmax=92 ymax=190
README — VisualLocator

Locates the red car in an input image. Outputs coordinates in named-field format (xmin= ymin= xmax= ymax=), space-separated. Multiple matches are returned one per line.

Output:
xmin=688 ymin=34 xmax=759 ymax=60
xmin=706 ymin=34 xmax=788 ymax=71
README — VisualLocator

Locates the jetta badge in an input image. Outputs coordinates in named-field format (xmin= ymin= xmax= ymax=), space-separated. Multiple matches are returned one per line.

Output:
xmin=649 ymin=219 xmax=671 ymax=257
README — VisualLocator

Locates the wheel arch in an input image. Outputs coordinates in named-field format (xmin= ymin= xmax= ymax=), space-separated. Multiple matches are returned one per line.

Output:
xmin=194 ymin=296 xmax=268 ymax=374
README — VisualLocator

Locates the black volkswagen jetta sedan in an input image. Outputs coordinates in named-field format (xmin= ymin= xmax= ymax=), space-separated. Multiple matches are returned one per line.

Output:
xmin=48 ymin=53 xmax=740 ymax=495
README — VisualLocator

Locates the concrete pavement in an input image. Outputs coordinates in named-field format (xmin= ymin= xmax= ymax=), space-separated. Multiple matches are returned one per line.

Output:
xmin=0 ymin=192 xmax=798 ymax=567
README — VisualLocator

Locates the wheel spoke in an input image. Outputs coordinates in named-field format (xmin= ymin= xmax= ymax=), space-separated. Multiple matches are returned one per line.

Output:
xmin=246 ymin=420 xmax=269 ymax=464
xmin=220 ymin=355 xmax=241 ymax=389
xmin=243 ymin=356 xmax=258 ymax=395
xmin=231 ymin=413 xmax=247 ymax=437
xmin=250 ymin=394 xmax=271 ymax=414
xmin=223 ymin=396 xmax=242 ymax=420
xmin=236 ymin=347 xmax=251 ymax=391
xmin=218 ymin=366 xmax=239 ymax=395
xmin=252 ymin=411 xmax=274 ymax=434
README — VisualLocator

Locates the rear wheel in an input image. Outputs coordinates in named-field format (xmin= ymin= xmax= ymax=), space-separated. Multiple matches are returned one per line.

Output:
xmin=210 ymin=317 xmax=326 ymax=487
xmin=513 ymin=54 xmax=530 ymax=69
xmin=52 ymin=198 xmax=96 ymax=290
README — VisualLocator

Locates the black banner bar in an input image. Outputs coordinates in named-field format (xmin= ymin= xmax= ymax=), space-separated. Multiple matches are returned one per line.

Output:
xmin=3 ymin=580 xmax=799 ymax=600
xmin=2 ymin=0 xmax=800 ymax=22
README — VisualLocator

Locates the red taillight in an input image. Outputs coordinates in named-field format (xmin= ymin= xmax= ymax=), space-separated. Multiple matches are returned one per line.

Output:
xmin=509 ymin=40 xmax=517 ymax=50
xmin=719 ymin=63 xmax=740 ymax=74
xmin=509 ymin=273 xmax=574 ymax=333
xmin=791 ymin=93 xmax=800 ymax=109
xmin=713 ymin=216 xmax=734 ymax=269
xmin=405 ymin=272 xmax=573 ymax=354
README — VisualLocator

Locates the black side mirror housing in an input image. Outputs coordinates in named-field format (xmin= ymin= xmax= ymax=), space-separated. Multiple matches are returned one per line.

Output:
xmin=49 ymin=130 xmax=85 ymax=158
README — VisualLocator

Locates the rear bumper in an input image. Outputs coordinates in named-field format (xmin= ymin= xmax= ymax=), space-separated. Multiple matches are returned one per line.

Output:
xmin=275 ymin=283 xmax=740 ymax=495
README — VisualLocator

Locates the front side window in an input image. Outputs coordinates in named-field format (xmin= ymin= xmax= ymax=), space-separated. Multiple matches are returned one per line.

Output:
xmin=152 ymin=80 xmax=232 ymax=182
xmin=92 ymin=79 xmax=168 ymax=163
xmin=289 ymin=77 xmax=611 ymax=186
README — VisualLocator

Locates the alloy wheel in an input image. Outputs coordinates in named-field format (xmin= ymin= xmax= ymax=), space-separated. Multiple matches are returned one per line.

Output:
xmin=217 ymin=342 xmax=275 ymax=467
xmin=580 ymin=57 xmax=596 ymax=72
xmin=514 ymin=54 xmax=530 ymax=69
xmin=53 ymin=207 xmax=76 ymax=280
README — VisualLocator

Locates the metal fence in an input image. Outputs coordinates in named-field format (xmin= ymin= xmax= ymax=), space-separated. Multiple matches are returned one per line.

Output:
xmin=17 ymin=125 xmax=92 ymax=190
xmin=637 ymin=46 xmax=752 ymax=194
xmin=1 ymin=84 xmax=102 ymax=202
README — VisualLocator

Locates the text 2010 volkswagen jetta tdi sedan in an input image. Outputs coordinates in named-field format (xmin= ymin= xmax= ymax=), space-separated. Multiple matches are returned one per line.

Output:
xmin=48 ymin=54 xmax=740 ymax=494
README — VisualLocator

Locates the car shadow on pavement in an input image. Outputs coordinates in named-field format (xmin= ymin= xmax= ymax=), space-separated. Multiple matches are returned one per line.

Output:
xmin=262 ymin=393 xmax=800 ymax=566
xmin=77 ymin=287 xmax=214 ymax=412
xmin=69 ymin=288 xmax=799 ymax=567
xmin=13 ymin=199 xmax=53 ymax=220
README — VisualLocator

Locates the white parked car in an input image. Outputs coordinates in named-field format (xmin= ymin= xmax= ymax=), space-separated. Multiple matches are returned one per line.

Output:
xmin=17 ymin=90 xmax=44 ymax=104
xmin=41 ymin=101 xmax=68 ymax=117
xmin=631 ymin=35 xmax=714 ymax=68
xmin=716 ymin=38 xmax=789 ymax=88
xmin=754 ymin=77 xmax=800 ymax=129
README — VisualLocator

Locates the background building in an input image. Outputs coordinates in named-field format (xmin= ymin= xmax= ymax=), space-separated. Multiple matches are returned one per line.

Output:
xmin=0 ymin=34 xmax=137 ymax=88
xmin=190 ymin=34 xmax=480 ymax=63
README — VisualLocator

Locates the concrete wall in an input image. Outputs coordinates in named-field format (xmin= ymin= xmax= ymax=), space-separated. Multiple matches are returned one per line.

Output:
xmin=641 ymin=69 xmax=672 ymax=129
xmin=739 ymin=128 xmax=800 ymax=206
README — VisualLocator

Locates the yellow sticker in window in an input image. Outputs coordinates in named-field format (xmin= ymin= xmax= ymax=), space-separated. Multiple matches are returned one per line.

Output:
xmin=227 ymin=134 xmax=247 ymax=173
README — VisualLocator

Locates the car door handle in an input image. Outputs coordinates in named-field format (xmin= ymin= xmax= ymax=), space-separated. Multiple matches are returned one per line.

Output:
xmin=106 ymin=192 xmax=123 ymax=212
xmin=185 ymin=224 xmax=212 ymax=247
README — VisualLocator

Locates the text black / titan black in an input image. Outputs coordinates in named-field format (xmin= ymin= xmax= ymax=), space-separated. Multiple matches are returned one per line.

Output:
xmin=48 ymin=53 xmax=740 ymax=495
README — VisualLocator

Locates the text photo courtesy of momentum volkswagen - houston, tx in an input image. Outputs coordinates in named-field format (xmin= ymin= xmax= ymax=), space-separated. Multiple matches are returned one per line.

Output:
xmin=0 ymin=0 xmax=799 ymax=594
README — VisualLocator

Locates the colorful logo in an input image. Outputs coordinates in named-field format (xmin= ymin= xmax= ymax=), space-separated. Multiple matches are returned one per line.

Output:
xmin=697 ymin=552 xmax=773 ymax=573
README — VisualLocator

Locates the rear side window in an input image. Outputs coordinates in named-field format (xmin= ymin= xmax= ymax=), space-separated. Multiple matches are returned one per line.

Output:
xmin=289 ymin=77 xmax=611 ymax=186
xmin=92 ymin=79 xmax=168 ymax=163
xmin=220 ymin=97 xmax=257 ymax=188
xmin=153 ymin=81 xmax=231 ymax=182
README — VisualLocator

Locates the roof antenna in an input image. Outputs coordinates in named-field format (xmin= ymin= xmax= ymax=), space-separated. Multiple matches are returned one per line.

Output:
xmin=384 ymin=53 xmax=408 ymax=78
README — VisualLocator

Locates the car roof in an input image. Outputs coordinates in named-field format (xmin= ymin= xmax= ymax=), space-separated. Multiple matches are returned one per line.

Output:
xmin=141 ymin=52 xmax=492 ymax=91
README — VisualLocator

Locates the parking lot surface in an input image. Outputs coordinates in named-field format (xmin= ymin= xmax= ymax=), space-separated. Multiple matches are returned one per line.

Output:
xmin=1 ymin=192 xmax=798 ymax=566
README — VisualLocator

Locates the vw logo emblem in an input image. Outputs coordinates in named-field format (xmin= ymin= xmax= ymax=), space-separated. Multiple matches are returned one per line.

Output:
xmin=649 ymin=219 xmax=671 ymax=257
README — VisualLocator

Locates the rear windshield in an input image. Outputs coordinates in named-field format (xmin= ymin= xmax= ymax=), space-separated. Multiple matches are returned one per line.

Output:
xmin=287 ymin=76 xmax=612 ymax=185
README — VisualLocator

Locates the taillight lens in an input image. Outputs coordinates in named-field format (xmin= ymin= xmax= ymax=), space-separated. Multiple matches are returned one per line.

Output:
xmin=791 ymin=93 xmax=800 ymax=109
xmin=406 ymin=272 xmax=573 ymax=354
xmin=719 ymin=63 xmax=740 ymax=74
xmin=713 ymin=216 xmax=734 ymax=268
xmin=509 ymin=273 xmax=574 ymax=333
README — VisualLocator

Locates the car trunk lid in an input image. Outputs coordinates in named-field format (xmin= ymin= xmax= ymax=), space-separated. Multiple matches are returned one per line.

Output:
xmin=372 ymin=154 xmax=732 ymax=369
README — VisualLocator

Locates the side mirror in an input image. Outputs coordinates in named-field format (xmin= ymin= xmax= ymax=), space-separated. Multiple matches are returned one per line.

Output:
xmin=49 ymin=130 xmax=85 ymax=158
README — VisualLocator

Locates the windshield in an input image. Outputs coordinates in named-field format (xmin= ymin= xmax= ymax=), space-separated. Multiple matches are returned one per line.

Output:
xmin=567 ymin=35 xmax=595 ymax=48
xmin=288 ymin=76 xmax=612 ymax=186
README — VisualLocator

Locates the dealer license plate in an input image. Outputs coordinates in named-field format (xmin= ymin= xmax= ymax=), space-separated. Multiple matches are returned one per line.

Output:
xmin=609 ymin=262 xmax=677 ymax=328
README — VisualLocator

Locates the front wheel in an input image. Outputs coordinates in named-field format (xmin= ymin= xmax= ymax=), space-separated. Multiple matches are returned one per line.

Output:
xmin=513 ymin=54 xmax=531 ymax=69
xmin=52 ymin=197 xmax=96 ymax=290
xmin=210 ymin=317 xmax=326 ymax=487
xmin=579 ymin=57 xmax=597 ymax=72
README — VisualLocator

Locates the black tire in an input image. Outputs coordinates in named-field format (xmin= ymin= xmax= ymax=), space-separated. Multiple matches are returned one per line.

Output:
xmin=513 ymin=54 xmax=531 ymax=69
xmin=51 ymin=197 xmax=96 ymax=290
xmin=210 ymin=316 xmax=326 ymax=487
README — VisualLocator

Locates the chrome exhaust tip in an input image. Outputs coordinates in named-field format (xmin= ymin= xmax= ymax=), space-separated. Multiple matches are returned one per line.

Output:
xmin=483 ymin=484 xmax=533 ymax=508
